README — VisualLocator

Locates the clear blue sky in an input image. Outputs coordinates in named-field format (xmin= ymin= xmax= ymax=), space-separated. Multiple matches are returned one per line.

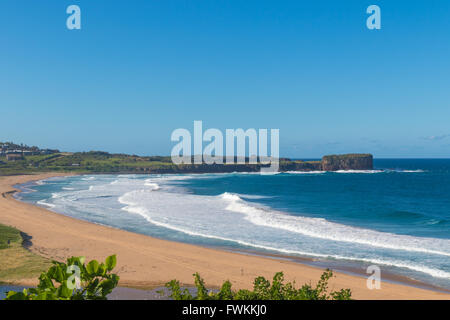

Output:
xmin=1 ymin=0 xmax=449 ymax=158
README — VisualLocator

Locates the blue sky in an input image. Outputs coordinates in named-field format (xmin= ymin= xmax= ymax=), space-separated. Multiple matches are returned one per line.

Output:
xmin=1 ymin=0 xmax=449 ymax=158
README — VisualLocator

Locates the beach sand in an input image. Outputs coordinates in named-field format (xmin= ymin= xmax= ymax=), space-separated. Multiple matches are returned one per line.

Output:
xmin=0 ymin=173 xmax=449 ymax=300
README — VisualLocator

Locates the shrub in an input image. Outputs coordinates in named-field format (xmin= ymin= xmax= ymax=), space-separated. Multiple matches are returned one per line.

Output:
xmin=4 ymin=255 xmax=119 ymax=300
xmin=166 ymin=269 xmax=352 ymax=300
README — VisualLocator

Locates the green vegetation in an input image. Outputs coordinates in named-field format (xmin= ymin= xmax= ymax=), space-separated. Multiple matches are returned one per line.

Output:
xmin=166 ymin=270 xmax=352 ymax=300
xmin=0 ymin=224 xmax=21 ymax=250
xmin=0 ymin=151 xmax=308 ymax=175
xmin=4 ymin=255 xmax=119 ymax=300
xmin=0 ymin=151 xmax=173 ymax=175
xmin=0 ymin=224 xmax=51 ymax=283
xmin=322 ymin=153 xmax=373 ymax=160
xmin=1 ymin=140 xmax=373 ymax=175
xmin=2 ymin=241 xmax=351 ymax=300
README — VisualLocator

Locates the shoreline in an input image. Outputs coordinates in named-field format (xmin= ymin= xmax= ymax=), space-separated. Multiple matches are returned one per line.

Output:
xmin=0 ymin=173 xmax=449 ymax=299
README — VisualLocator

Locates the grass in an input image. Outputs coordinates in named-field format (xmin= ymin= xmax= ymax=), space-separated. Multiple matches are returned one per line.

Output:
xmin=0 ymin=224 xmax=51 ymax=284
xmin=0 ymin=152 xmax=177 ymax=175
xmin=322 ymin=153 xmax=372 ymax=160
xmin=0 ymin=224 xmax=21 ymax=249
xmin=0 ymin=151 xmax=373 ymax=175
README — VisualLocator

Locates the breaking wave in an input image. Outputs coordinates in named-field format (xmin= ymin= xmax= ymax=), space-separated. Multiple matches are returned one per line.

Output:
xmin=219 ymin=193 xmax=450 ymax=258
xmin=20 ymin=172 xmax=450 ymax=285
xmin=118 ymin=191 xmax=450 ymax=279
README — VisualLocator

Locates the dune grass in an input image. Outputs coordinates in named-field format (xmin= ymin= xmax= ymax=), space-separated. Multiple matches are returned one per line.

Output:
xmin=0 ymin=224 xmax=51 ymax=284
xmin=0 ymin=224 xmax=21 ymax=249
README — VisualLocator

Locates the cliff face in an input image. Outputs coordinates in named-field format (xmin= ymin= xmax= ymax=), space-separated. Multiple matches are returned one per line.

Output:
xmin=321 ymin=154 xmax=373 ymax=171
xmin=280 ymin=161 xmax=322 ymax=172
xmin=151 ymin=163 xmax=262 ymax=174
xmin=145 ymin=154 xmax=372 ymax=174
xmin=144 ymin=154 xmax=373 ymax=174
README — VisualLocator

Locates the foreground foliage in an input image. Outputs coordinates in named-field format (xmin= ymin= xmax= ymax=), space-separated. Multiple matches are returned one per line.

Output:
xmin=4 ymin=255 xmax=119 ymax=300
xmin=166 ymin=269 xmax=352 ymax=300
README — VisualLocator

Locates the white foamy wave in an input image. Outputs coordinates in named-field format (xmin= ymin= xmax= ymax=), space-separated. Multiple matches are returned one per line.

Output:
xmin=109 ymin=177 xmax=139 ymax=186
xmin=37 ymin=200 xmax=55 ymax=208
xmin=398 ymin=170 xmax=425 ymax=173
xmin=81 ymin=176 xmax=96 ymax=181
xmin=220 ymin=192 xmax=242 ymax=202
xmin=334 ymin=170 xmax=384 ymax=174
xmin=219 ymin=192 xmax=270 ymax=200
xmin=230 ymin=171 xmax=280 ymax=175
xmin=240 ymin=194 xmax=272 ymax=199
xmin=51 ymin=192 xmax=64 ymax=199
xmin=144 ymin=179 xmax=160 ymax=191
xmin=62 ymin=187 xmax=75 ymax=190
xmin=152 ymin=175 xmax=195 ymax=181
xmin=31 ymin=174 xmax=450 ymax=284
xmin=286 ymin=171 xmax=325 ymax=174
xmin=221 ymin=193 xmax=450 ymax=258
xmin=259 ymin=171 xmax=281 ymax=175
xmin=118 ymin=195 xmax=450 ymax=279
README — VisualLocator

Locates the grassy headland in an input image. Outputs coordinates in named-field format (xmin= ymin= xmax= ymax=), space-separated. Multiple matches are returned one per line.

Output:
xmin=0 ymin=151 xmax=374 ymax=175
xmin=0 ymin=141 xmax=373 ymax=175
xmin=0 ymin=151 xmax=322 ymax=175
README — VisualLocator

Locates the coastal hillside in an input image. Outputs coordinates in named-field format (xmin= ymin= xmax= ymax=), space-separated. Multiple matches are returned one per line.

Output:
xmin=0 ymin=143 xmax=373 ymax=175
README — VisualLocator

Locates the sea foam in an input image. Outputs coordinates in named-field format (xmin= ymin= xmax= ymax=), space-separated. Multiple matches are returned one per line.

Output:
xmin=28 ymin=174 xmax=450 ymax=283
xmin=220 ymin=192 xmax=450 ymax=258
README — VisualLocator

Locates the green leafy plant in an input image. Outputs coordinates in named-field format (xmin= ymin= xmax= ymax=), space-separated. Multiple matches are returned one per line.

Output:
xmin=4 ymin=255 xmax=119 ymax=300
xmin=165 ymin=269 xmax=352 ymax=300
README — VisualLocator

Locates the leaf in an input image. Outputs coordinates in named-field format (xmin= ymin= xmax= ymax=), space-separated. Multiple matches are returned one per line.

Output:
xmin=105 ymin=254 xmax=117 ymax=271
xmin=97 ymin=263 xmax=106 ymax=276
xmin=38 ymin=274 xmax=55 ymax=290
xmin=99 ymin=279 xmax=116 ymax=296
xmin=54 ymin=265 xmax=65 ymax=283
xmin=35 ymin=292 xmax=49 ymax=300
xmin=5 ymin=291 xmax=28 ymax=300
xmin=57 ymin=282 xmax=73 ymax=299
xmin=86 ymin=260 xmax=99 ymax=275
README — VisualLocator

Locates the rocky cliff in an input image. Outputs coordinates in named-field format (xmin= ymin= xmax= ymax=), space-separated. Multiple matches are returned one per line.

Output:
xmin=143 ymin=154 xmax=372 ymax=174
xmin=279 ymin=160 xmax=322 ymax=172
xmin=321 ymin=154 xmax=373 ymax=171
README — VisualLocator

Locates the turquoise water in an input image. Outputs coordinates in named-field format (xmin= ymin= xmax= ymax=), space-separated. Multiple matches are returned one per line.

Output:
xmin=16 ymin=159 xmax=450 ymax=290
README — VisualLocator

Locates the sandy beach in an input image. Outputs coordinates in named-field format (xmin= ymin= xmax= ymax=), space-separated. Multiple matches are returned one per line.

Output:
xmin=0 ymin=173 xmax=449 ymax=300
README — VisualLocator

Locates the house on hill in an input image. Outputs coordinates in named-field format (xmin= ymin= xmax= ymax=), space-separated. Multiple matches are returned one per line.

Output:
xmin=6 ymin=153 xmax=24 ymax=161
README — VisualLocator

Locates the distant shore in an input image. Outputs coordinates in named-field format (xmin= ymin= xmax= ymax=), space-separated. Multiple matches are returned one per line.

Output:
xmin=0 ymin=173 xmax=449 ymax=300
xmin=0 ymin=151 xmax=373 ymax=175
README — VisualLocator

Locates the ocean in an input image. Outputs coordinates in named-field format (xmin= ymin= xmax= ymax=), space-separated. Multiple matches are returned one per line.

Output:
xmin=15 ymin=159 xmax=450 ymax=290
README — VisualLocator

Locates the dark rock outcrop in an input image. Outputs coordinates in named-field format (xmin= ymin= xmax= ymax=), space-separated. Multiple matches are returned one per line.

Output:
xmin=144 ymin=154 xmax=373 ymax=174
xmin=321 ymin=154 xmax=373 ymax=171
xmin=279 ymin=161 xmax=322 ymax=172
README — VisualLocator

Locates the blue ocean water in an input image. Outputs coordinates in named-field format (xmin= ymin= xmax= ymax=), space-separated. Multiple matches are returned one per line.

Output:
xmin=16 ymin=159 xmax=450 ymax=290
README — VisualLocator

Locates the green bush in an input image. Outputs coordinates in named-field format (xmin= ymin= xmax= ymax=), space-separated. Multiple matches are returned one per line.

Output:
xmin=166 ymin=269 xmax=352 ymax=300
xmin=4 ymin=255 xmax=119 ymax=300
